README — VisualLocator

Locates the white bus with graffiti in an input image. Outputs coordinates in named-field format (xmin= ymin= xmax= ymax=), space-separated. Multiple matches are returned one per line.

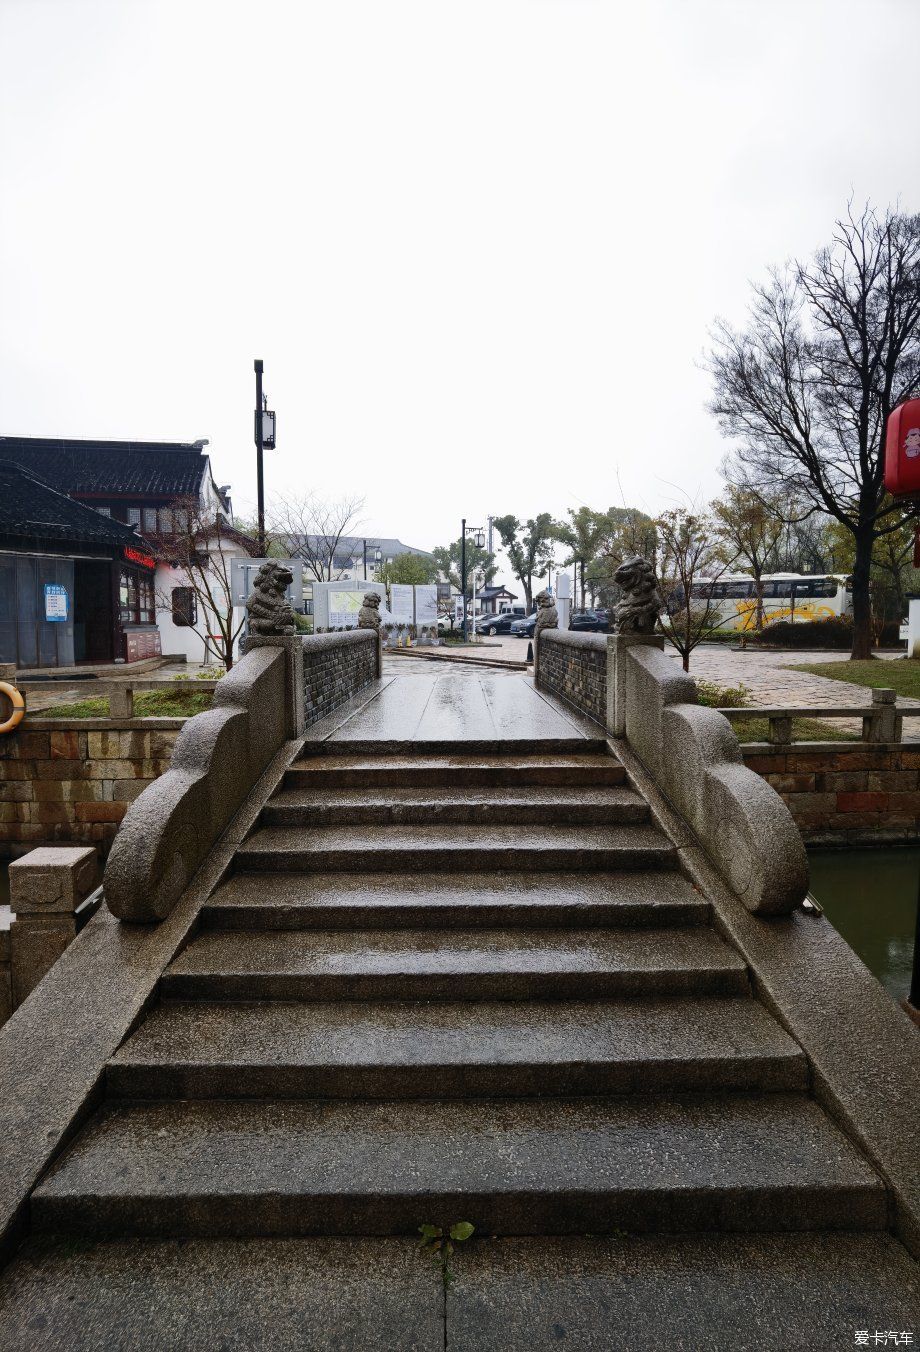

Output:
xmin=686 ymin=573 xmax=853 ymax=632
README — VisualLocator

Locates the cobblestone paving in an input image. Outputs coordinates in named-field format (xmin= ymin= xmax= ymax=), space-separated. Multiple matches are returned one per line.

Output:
xmin=677 ymin=646 xmax=920 ymax=709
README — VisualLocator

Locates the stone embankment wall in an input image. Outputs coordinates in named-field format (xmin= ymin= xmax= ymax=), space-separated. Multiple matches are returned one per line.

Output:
xmin=0 ymin=723 xmax=180 ymax=857
xmin=302 ymin=630 xmax=379 ymax=726
xmin=742 ymin=743 xmax=920 ymax=846
xmin=537 ymin=631 xmax=607 ymax=724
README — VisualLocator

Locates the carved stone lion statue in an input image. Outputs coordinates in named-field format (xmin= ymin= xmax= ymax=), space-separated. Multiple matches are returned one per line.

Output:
xmin=534 ymin=588 xmax=558 ymax=637
xmin=357 ymin=591 xmax=382 ymax=631
xmin=246 ymin=560 xmax=296 ymax=636
xmin=613 ymin=556 xmax=662 ymax=635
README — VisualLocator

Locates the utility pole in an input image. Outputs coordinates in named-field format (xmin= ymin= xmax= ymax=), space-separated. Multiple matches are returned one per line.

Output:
xmin=487 ymin=515 xmax=494 ymax=556
xmin=461 ymin=517 xmax=467 ymax=642
xmin=254 ymin=360 xmax=265 ymax=557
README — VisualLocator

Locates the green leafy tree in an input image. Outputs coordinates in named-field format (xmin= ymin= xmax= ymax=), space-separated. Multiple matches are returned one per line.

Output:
xmin=431 ymin=538 xmax=497 ymax=592
xmin=492 ymin=513 xmax=555 ymax=611
xmin=711 ymin=485 xmax=786 ymax=630
xmin=378 ymin=552 xmax=437 ymax=586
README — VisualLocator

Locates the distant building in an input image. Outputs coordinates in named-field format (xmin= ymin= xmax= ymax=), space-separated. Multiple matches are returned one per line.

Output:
xmin=290 ymin=534 xmax=433 ymax=583
xmin=0 ymin=462 xmax=153 ymax=668
xmin=0 ymin=436 xmax=254 ymax=665
xmin=476 ymin=585 xmax=518 ymax=616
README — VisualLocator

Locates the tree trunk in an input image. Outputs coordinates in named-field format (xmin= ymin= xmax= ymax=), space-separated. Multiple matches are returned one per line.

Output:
xmin=523 ymin=583 xmax=532 ymax=611
xmin=850 ymin=528 xmax=874 ymax=660
xmin=754 ymin=573 xmax=765 ymax=631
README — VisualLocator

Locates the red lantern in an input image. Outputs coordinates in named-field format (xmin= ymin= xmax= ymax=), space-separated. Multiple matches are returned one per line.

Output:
xmin=884 ymin=398 xmax=920 ymax=497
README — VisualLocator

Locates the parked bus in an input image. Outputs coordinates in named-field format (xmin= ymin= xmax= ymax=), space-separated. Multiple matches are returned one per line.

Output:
xmin=685 ymin=573 xmax=853 ymax=632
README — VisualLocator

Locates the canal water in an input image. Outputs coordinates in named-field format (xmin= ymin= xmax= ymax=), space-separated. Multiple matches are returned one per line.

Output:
xmin=808 ymin=847 xmax=917 ymax=1003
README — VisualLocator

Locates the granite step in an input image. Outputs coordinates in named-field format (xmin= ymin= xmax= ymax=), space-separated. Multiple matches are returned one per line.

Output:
xmin=299 ymin=737 xmax=609 ymax=757
xmin=285 ymin=753 xmax=627 ymax=790
xmin=201 ymin=870 xmax=710 ymax=931
xmin=161 ymin=926 xmax=748 ymax=1001
xmin=261 ymin=785 xmax=649 ymax=828
xmin=234 ymin=822 xmax=678 ymax=873
xmin=107 ymin=996 xmax=807 ymax=1099
xmin=3 ymin=1232 xmax=918 ymax=1352
xmin=31 ymin=1093 xmax=887 ymax=1238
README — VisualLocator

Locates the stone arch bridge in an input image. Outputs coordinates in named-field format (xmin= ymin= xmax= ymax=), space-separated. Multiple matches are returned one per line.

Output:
xmin=1 ymin=627 xmax=918 ymax=1347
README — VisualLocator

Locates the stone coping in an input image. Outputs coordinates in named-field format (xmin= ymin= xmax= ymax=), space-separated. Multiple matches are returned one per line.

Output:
xmin=0 ymin=735 xmax=304 ymax=1263
xmin=738 ymin=740 xmax=910 ymax=755
xmin=21 ymin=718 xmax=187 ymax=731
xmin=302 ymin=630 xmax=378 ymax=655
xmin=540 ymin=630 xmax=607 ymax=651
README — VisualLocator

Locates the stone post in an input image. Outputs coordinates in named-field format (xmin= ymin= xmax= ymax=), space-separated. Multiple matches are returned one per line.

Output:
xmin=240 ymin=635 xmax=306 ymax=739
xmin=606 ymin=633 xmax=664 ymax=737
xmin=107 ymin=685 xmax=134 ymax=718
xmin=8 ymin=846 xmax=99 ymax=1007
xmin=864 ymin=687 xmax=901 ymax=744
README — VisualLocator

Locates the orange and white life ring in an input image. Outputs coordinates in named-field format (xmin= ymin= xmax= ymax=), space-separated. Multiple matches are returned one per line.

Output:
xmin=0 ymin=682 xmax=25 ymax=734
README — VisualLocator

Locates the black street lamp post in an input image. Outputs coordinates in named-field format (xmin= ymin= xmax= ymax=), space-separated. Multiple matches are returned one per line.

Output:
xmin=253 ymin=359 xmax=276 ymax=558
xmin=362 ymin=540 xmax=382 ymax=580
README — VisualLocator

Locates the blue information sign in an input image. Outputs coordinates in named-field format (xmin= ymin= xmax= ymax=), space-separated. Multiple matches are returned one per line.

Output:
xmin=44 ymin=583 xmax=69 ymax=623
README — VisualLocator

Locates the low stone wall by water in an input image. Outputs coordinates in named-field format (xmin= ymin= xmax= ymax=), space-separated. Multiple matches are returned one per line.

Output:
xmin=537 ymin=630 xmax=607 ymax=724
xmin=742 ymin=742 xmax=920 ymax=846
xmin=0 ymin=723 xmax=180 ymax=857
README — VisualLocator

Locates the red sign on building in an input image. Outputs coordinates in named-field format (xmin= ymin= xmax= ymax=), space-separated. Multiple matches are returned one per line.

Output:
xmin=123 ymin=544 xmax=156 ymax=570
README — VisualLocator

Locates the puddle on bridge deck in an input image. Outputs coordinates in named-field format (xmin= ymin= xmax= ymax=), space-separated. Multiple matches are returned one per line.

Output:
xmin=808 ymin=848 xmax=917 ymax=1003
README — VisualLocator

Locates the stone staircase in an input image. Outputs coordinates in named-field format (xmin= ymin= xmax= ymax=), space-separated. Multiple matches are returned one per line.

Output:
xmin=9 ymin=736 xmax=920 ymax=1346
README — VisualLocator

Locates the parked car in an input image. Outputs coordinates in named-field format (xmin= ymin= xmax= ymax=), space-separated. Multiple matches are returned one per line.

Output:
xmin=510 ymin=612 xmax=538 ymax=637
xmin=568 ymin=610 xmax=609 ymax=633
xmin=473 ymin=612 xmax=518 ymax=635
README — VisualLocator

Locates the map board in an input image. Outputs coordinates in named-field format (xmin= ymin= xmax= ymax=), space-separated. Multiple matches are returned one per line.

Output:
xmin=329 ymin=590 xmax=365 ymax=629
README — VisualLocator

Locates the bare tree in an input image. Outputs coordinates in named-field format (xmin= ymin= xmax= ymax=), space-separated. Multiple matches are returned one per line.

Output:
xmin=150 ymin=495 xmax=257 ymax=670
xmin=656 ymin=507 xmax=729 ymax=671
xmin=709 ymin=202 xmax=920 ymax=659
xmin=267 ymin=492 xmax=366 ymax=582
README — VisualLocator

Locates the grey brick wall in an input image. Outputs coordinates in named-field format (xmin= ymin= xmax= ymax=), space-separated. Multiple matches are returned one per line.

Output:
xmin=302 ymin=631 xmax=379 ymax=727
xmin=538 ymin=631 xmax=607 ymax=727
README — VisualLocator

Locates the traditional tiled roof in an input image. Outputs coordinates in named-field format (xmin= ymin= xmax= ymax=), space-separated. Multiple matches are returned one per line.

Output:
xmin=0 ymin=436 xmax=212 ymax=498
xmin=0 ymin=463 xmax=144 ymax=549
xmin=478 ymin=585 xmax=518 ymax=598
xmin=306 ymin=535 xmax=434 ymax=561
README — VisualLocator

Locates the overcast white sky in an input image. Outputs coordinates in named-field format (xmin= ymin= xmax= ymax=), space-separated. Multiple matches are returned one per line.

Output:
xmin=2 ymin=0 xmax=919 ymax=580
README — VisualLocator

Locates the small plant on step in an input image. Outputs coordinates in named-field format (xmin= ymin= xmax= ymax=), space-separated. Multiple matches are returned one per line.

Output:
xmin=419 ymin=1221 xmax=475 ymax=1288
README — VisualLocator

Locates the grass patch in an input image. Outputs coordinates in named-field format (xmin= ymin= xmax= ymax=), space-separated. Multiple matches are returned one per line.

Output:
xmin=728 ymin=716 xmax=857 ymax=744
xmin=787 ymin=659 xmax=920 ymax=699
xmin=693 ymin=676 xmax=857 ymax=742
xmin=41 ymin=690 xmax=213 ymax=719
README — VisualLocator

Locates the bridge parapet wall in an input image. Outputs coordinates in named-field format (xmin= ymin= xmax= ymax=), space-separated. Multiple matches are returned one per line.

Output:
xmin=537 ymin=628 xmax=809 ymax=916
xmin=536 ymin=630 xmax=606 ymax=723
xmin=103 ymin=631 xmax=380 ymax=923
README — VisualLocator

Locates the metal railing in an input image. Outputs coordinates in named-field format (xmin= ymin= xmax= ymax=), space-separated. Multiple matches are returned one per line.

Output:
xmin=716 ymin=686 xmax=920 ymax=745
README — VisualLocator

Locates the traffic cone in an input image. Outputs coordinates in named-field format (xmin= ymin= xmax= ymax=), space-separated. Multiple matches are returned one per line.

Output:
xmin=526 ymin=641 xmax=534 ymax=664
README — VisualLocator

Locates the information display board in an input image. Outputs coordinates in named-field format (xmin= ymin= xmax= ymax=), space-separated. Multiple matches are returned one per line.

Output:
xmin=328 ymin=590 xmax=364 ymax=629
xmin=415 ymin=585 xmax=438 ymax=625
xmin=390 ymin=584 xmax=414 ymax=624
xmin=44 ymin=583 xmax=69 ymax=622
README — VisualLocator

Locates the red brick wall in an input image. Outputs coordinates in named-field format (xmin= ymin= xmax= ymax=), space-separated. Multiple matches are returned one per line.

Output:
xmin=742 ymin=744 xmax=920 ymax=845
